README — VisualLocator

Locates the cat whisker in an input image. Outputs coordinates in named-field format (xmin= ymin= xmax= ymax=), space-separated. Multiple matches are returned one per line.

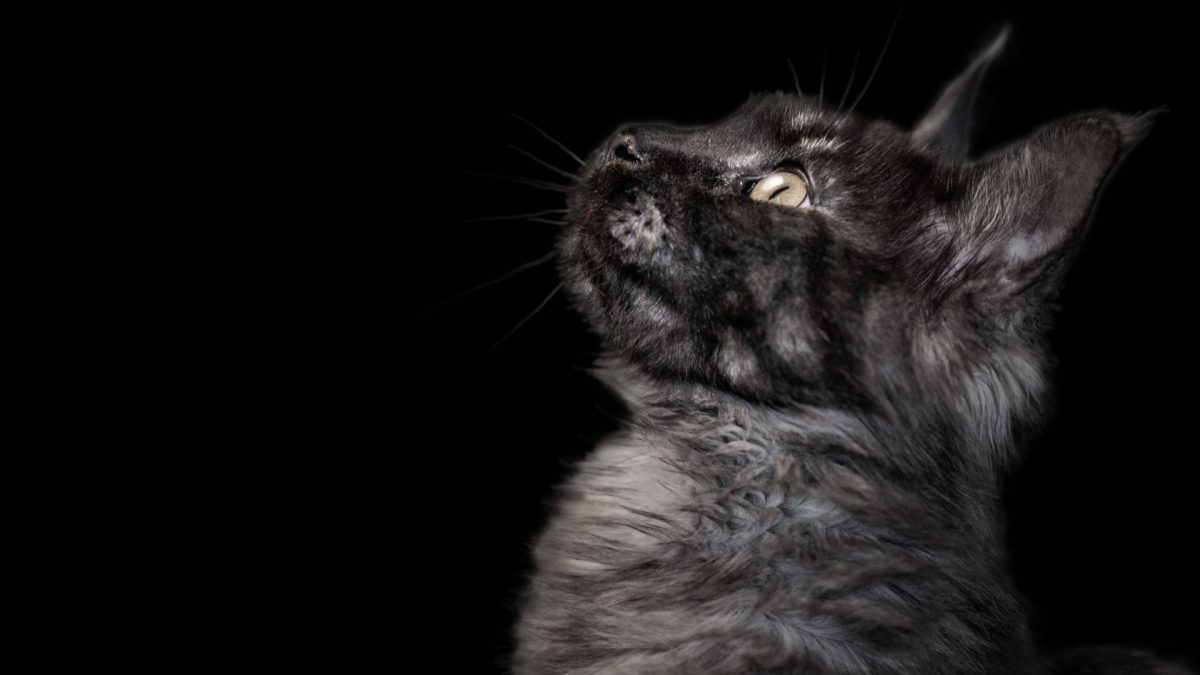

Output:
xmin=507 ymin=144 xmax=580 ymax=181
xmin=421 ymin=250 xmax=557 ymax=316
xmin=465 ymin=208 xmax=569 ymax=223
xmin=839 ymin=50 xmax=862 ymax=111
xmin=786 ymin=57 xmax=803 ymax=97
xmin=819 ymin=51 xmax=828 ymax=106
xmin=464 ymin=170 xmax=570 ymax=193
xmin=511 ymin=112 xmax=586 ymax=167
xmin=490 ymin=282 xmax=564 ymax=352
xmin=848 ymin=9 xmax=904 ymax=115
xmin=525 ymin=218 xmax=567 ymax=226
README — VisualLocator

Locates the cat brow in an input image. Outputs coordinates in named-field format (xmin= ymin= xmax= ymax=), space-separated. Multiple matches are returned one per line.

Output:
xmin=794 ymin=136 xmax=847 ymax=153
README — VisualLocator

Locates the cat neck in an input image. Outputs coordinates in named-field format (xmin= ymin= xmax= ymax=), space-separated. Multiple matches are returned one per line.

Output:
xmin=591 ymin=352 xmax=1025 ymax=545
xmin=593 ymin=347 xmax=1044 ymax=476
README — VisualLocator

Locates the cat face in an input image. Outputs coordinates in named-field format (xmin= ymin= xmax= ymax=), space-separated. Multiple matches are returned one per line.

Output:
xmin=556 ymin=30 xmax=1153 ymax=414
xmin=558 ymin=93 xmax=940 ymax=405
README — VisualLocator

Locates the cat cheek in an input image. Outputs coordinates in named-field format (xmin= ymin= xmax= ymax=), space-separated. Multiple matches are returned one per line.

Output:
xmin=767 ymin=311 xmax=822 ymax=377
xmin=605 ymin=194 xmax=668 ymax=254
xmin=631 ymin=293 xmax=677 ymax=329
xmin=717 ymin=330 xmax=762 ymax=387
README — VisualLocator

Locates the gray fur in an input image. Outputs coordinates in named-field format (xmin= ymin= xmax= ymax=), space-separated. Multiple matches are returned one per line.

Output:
xmin=511 ymin=30 xmax=1177 ymax=675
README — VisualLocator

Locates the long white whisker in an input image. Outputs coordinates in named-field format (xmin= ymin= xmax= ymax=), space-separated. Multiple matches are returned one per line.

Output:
xmin=422 ymin=251 xmax=557 ymax=315
xmin=465 ymin=209 xmax=569 ymax=223
xmin=511 ymin=113 xmax=585 ymax=166
xmin=465 ymin=170 xmax=570 ymax=193
xmin=490 ymin=282 xmax=565 ymax=352
xmin=507 ymin=145 xmax=579 ymax=181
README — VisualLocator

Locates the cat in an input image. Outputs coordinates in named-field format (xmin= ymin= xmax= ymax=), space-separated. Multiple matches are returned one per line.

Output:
xmin=509 ymin=26 xmax=1183 ymax=674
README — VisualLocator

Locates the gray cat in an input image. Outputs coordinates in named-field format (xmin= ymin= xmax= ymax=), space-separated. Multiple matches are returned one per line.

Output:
xmin=510 ymin=27 xmax=1182 ymax=674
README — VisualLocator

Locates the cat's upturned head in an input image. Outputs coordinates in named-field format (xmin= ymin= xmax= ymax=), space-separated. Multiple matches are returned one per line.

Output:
xmin=556 ymin=28 xmax=1155 ymax=438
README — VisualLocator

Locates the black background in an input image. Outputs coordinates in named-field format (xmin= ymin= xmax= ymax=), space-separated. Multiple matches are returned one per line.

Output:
xmin=409 ymin=7 xmax=1194 ymax=671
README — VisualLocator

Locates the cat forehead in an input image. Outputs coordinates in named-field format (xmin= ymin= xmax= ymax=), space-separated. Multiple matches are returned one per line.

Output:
xmin=705 ymin=91 xmax=883 ymax=149
xmin=608 ymin=91 xmax=907 ymax=169
xmin=694 ymin=92 xmax=881 ymax=162
xmin=724 ymin=91 xmax=845 ymax=128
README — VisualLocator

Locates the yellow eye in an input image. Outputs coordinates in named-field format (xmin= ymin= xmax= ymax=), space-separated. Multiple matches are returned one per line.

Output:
xmin=748 ymin=171 xmax=811 ymax=207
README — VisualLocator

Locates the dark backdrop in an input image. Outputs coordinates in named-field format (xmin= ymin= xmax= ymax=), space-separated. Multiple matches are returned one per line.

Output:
xmin=409 ymin=7 xmax=1194 ymax=671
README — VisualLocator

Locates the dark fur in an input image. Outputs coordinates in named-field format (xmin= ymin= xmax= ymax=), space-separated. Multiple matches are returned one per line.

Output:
xmin=511 ymin=28 xmax=1182 ymax=674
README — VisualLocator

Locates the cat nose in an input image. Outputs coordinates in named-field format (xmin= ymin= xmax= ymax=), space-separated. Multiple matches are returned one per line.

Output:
xmin=604 ymin=128 xmax=644 ymax=165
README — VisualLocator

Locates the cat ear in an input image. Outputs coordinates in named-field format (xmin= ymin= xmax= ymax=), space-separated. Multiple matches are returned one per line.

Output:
xmin=912 ymin=23 xmax=1011 ymax=160
xmin=938 ymin=110 xmax=1161 ymax=309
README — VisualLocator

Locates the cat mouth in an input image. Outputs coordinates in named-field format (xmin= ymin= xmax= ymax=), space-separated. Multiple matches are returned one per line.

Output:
xmin=606 ymin=192 xmax=667 ymax=252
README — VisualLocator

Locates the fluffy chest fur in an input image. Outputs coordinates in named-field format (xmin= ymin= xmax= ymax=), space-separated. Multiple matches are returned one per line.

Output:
xmin=515 ymin=361 xmax=1037 ymax=675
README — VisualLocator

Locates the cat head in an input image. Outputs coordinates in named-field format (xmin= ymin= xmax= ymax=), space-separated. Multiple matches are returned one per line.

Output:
xmin=556 ymin=27 xmax=1155 ymax=429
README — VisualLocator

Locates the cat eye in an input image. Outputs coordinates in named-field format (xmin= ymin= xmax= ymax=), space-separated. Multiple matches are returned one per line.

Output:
xmin=747 ymin=170 xmax=811 ymax=207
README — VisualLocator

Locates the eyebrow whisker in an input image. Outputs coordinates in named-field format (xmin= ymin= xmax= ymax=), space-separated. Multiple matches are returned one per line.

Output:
xmin=848 ymin=9 xmax=904 ymax=114
xmin=786 ymin=57 xmax=803 ymax=97
xmin=839 ymin=50 xmax=861 ymax=112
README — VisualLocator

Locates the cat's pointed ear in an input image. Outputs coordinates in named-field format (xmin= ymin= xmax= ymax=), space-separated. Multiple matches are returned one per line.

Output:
xmin=912 ymin=23 xmax=1011 ymax=160
xmin=937 ymin=110 xmax=1161 ymax=310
